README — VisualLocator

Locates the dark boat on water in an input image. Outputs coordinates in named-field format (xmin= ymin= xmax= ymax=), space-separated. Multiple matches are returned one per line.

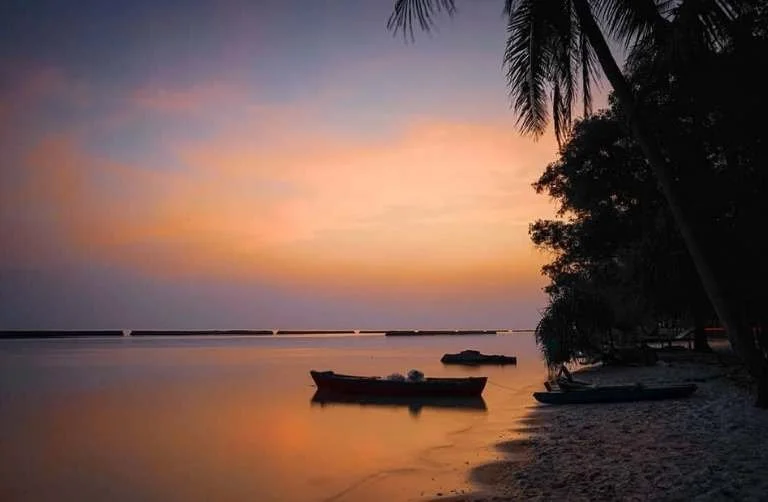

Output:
xmin=441 ymin=349 xmax=517 ymax=365
xmin=310 ymin=390 xmax=487 ymax=414
xmin=534 ymin=383 xmax=697 ymax=405
xmin=309 ymin=370 xmax=487 ymax=397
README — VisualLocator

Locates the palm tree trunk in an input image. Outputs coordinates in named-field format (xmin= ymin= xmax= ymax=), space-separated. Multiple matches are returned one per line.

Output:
xmin=572 ymin=0 xmax=768 ymax=406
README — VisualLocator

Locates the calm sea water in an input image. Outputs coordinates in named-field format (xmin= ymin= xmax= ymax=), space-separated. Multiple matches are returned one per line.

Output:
xmin=0 ymin=333 xmax=547 ymax=501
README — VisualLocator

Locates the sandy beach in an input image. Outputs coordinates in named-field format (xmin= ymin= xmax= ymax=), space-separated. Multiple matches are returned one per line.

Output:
xmin=443 ymin=351 xmax=768 ymax=501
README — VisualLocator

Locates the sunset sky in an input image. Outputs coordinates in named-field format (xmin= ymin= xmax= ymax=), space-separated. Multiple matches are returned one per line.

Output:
xmin=0 ymin=0 xmax=609 ymax=329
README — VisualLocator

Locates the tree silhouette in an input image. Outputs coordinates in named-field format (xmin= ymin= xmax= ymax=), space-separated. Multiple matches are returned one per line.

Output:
xmin=531 ymin=110 xmax=715 ymax=364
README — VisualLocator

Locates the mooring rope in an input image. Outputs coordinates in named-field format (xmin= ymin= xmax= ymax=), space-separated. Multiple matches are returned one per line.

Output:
xmin=487 ymin=380 xmax=520 ymax=391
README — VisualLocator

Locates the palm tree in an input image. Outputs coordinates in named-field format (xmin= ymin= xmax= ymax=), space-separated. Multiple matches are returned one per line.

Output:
xmin=387 ymin=0 xmax=768 ymax=405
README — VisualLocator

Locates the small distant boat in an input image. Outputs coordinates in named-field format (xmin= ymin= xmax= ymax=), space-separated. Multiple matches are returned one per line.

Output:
xmin=309 ymin=370 xmax=487 ymax=397
xmin=441 ymin=349 xmax=517 ymax=365
xmin=533 ymin=383 xmax=697 ymax=405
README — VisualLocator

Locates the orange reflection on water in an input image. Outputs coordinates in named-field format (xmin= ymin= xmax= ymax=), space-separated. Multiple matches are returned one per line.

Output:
xmin=0 ymin=335 xmax=547 ymax=502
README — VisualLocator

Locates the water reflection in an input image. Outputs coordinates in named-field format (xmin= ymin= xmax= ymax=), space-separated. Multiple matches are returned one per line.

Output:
xmin=0 ymin=334 xmax=545 ymax=502
xmin=310 ymin=390 xmax=487 ymax=417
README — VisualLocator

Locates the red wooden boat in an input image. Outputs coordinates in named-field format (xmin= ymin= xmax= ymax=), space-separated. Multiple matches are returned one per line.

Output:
xmin=309 ymin=370 xmax=487 ymax=397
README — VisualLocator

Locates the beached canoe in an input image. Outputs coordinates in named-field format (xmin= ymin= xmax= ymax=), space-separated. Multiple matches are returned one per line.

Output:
xmin=310 ymin=370 xmax=487 ymax=397
xmin=441 ymin=349 xmax=517 ymax=365
xmin=554 ymin=377 xmax=596 ymax=391
xmin=533 ymin=383 xmax=697 ymax=405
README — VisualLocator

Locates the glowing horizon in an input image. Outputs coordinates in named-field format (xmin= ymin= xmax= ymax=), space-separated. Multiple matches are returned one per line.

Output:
xmin=0 ymin=0 xmax=597 ymax=329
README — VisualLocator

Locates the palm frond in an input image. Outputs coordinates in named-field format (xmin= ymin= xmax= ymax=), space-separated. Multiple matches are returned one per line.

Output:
xmin=553 ymin=82 xmax=565 ymax=145
xmin=594 ymin=0 xmax=671 ymax=48
xmin=550 ymin=1 xmax=579 ymax=146
xmin=675 ymin=0 xmax=745 ymax=48
xmin=504 ymin=0 xmax=558 ymax=138
xmin=621 ymin=0 xmax=748 ymax=83
xmin=387 ymin=0 xmax=457 ymax=40
xmin=505 ymin=0 xmax=601 ymax=143
xmin=661 ymin=0 xmax=741 ymax=65
xmin=578 ymin=27 xmax=598 ymax=117
xmin=624 ymin=31 xmax=663 ymax=81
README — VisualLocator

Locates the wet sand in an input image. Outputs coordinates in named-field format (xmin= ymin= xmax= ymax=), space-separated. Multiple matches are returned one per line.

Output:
xmin=441 ymin=353 xmax=768 ymax=501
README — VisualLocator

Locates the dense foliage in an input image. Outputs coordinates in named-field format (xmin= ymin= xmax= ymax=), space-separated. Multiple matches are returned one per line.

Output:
xmin=532 ymin=4 xmax=768 ymax=376
xmin=531 ymin=111 xmax=712 ymax=364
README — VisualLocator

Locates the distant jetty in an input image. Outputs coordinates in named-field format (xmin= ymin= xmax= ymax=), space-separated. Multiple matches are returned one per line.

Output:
xmin=0 ymin=330 xmax=125 ymax=339
xmin=130 ymin=330 xmax=274 ymax=336
xmin=0 ymin=329 xmax=365 ymax=339
xmin=0 ymin=329 xmax=525 ymax=339
xmin=0 ymin=329 xmax=276 ymax=339
xmin=273 ymin=330 xmax=356 ymax=335
xmin=384 ymin=330 xmax=498 ymax=336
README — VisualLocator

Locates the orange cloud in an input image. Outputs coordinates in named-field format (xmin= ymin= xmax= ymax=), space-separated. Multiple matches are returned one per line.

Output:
xmin=8 ymin=92 xmax=558 ymax=298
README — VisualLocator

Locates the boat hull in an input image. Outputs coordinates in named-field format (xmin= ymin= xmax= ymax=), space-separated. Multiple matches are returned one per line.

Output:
xmin=310 ymin=370 xmax=487 ymax=397
xmin=533 ymin=383 xmax=697 ymax=405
